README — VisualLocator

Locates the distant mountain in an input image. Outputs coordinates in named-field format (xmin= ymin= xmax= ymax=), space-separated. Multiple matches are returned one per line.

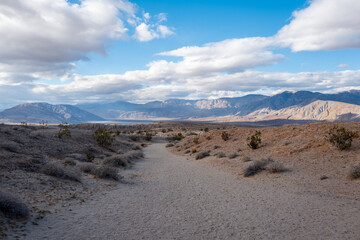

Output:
xmin=202 ymin=100 xmax=360 ymax=122
xmin=77 ymin=90 xmax=360 ymax=122
xmin=0 ymin=103 xmax=104 ymax=123
xmin=3 ymin=90 xmax=360 ymax=124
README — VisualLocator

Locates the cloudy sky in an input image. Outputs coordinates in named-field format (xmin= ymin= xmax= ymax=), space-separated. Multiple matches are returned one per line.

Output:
xmin=0 ymin=0 xmax=360 ymax=109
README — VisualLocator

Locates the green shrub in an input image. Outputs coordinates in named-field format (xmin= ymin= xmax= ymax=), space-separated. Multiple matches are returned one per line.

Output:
xmin=247 ymin=130 xmax=262 ymax=149
xmin=86 ymin=151 xmax=95 ymax=162
xmin=93 ymin=128 xmax=114 ymax=147
xmin=221 ymin=131 xmax=229 ymax=141
xmin=56 ymin=125 xmax=71 ymax=138
xmin=144 ymin=132 xmax=153 ymax=141
xmin=204 ymin=128 xmax=209 ymax=132
xmin=172 ymin=133 xmax=185 ymax=141
xmin=328 ymin=126 xmax=356 ymax=150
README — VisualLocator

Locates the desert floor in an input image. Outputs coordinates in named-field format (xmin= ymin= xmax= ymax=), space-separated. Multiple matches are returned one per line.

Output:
xmin=23 ymin=140 xmax=360 ymax=240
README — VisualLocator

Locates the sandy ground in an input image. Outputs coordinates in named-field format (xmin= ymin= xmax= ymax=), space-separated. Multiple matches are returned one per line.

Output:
xmin=23 ymin=141 xmax=360 ymax=240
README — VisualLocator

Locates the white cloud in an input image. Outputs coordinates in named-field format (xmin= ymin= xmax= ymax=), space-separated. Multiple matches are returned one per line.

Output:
xmin=276 ymin=0 xmax=360 ymax=51
xmin=337 ymin=64 xmax=349 ymax=68
xmin=158 ymin=38 xmax=283 ymax=75
xmin=133 ymin=23 xmax=160 ymax=42
xmin=132 ymin=16 xmax=174 ymax=41
xmin=0 ymin=0 xmax=173 ymax=83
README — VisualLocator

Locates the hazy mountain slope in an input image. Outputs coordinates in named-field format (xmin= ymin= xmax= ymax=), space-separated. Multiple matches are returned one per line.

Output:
xmin=0 ymin=103 xmax=104 ymax=123
xmin=233 ymin=100 xmax=360 ymax=122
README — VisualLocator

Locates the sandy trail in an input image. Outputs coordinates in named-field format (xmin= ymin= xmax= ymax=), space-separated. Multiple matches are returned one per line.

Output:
xmin=25 ymin=142 xmax=360 ymax=240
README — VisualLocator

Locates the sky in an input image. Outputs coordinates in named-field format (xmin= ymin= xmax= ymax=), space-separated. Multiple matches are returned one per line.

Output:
xmin=0 ymin=0 xmax=360 ymax=109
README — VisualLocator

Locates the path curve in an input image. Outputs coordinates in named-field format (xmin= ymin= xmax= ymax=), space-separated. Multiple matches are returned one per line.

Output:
xmin=25 ymin=142 xmax=360 ymax=239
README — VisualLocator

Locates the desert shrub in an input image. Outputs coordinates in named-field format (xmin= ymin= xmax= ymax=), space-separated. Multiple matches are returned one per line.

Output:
xmin=39 ymin=120 xmax=48 ymax=128
xmin=206 ymin=136 xmax=211 ymax=140
xmin=328 ymin=126 xmax=356 ymax=150
xmin=93 ymin=128 xmax=114 ymax=147
xmin=86 ymin=151 xmax=95 ymax=162
xmin=172 ymin=133 xmax=185 ymax=141
xmin=92 ymin=166 xmax=120 ymax=181
xmin=195 ymin=151 xmax=210 ymax=160
xmin=63 ymin=158 xmax=76 ymax=166
xmin=204 ymin=128 xmax=209 ymax=132
xmin=0 ymin=190 xmax=29 ymax=219
xmin=243 ymin=158 xmax=273 ymax=177
xmin=161 ymin=129 xmax=167 ymax=133
xmin=247 ymin=130 xmax=262 ymax=149
xmin=184 ymin=149 xmax=190 ymax=154
xmin=104 ymin=155 xmax=129 ymax=168
xmin=131 ymin=145 xmax=141 ymax=150
xmin=320 ymin=175 xmax=329 ymax=180
xmin=191 ymin=147 xmax=197 ymax=153
xmin=348 ymin=165 xmax=360 ymax=179
xmin=187 ymin=132 xmax=198 ymax=136
xmin=144 ymin=132 xmax=153 ymax=141
xmin=41 ymin=162 xmax=81 ymax=182
xmin=129 ymin=135 xmax=140 ymax=142
xmin=166 ymin=143 xmax=174 ymax=148
xmin=213 ymin=145 xmax=220 ymax=149
xmin=266 ymin=162 xmax=286 ymax=173
xmin=228 ymin=152 xmax=238 ymax=159
xmin=215 ymin=152 xmax=226 ymax=158
xmin=56 ymin=124 xmax=71 ymax=138
xmin=221 ymin=131 xmax=229 ymax=141
xmin=243 ymin=156 xmax=251 ymax=162
xmin=77 ymin=162 xmax=97 ymax=173
xmin=193 ymin=137 xmax=199 ymax=144
xmin=1 ymin=141 xmax=20 ymax=153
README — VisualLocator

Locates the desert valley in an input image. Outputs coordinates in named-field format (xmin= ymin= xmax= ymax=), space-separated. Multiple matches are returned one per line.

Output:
xmin=1 ymin=0 xmax=360 ymax=239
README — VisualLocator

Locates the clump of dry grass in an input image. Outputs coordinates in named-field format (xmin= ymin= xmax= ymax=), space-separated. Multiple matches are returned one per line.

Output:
xmin=92 ymin=166 xmax=120 ymax=181
xmin=104 ymin=150 xmax=143 ymax=168
xmin=0 ymin=190 xmax=29 ymax=219
xmin=77 ymin=162 xmax=97 ymax=173
xmin=215 ymin=152 xmax=226 ymax=158
xmin=41 ymin=162 xmax=81 ymax=182
xmin=266 ymin=162 xmax=286 ymax=173
xmin=228 ymin=152 xmax=238 ymax=159
xmin=166 ymin=143 xmax=174 ymax=148
xmin=243 ymin=158 xmax=273 ymax=177
xmin=213 ymin=145 xmax=220 ymax=150
xmin=348 ymin=165 xmax=360 ymax=180
xmin=195 ymin=151 xmax=210 ymax=160
xmin=243 ymin=156 xmax=251 ymax=162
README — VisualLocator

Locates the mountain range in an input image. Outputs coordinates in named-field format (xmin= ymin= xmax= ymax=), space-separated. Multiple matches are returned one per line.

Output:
xmin=0 ymin=103 xmax=104 ymax=124
xmin=1 ymin=90 xmax=360 ymax=124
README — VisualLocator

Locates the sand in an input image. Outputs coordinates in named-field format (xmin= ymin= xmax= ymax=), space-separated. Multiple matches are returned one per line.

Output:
xmin=23 ymin=141 xmax=360 ymax=240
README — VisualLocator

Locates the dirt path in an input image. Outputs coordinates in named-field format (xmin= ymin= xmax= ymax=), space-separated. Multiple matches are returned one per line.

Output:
xmin=25 ymin=142 xmax=360 ymax=239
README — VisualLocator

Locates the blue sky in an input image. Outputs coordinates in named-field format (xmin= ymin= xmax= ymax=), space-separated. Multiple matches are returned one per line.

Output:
xmin=0 ymin=0 xmax=360 ymax=108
